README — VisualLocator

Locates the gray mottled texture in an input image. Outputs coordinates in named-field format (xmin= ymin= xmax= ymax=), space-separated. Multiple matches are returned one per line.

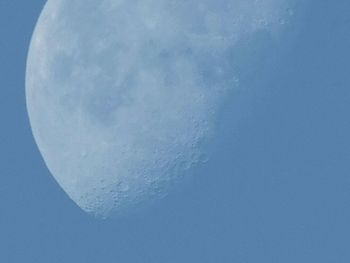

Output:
xmin=26 ymin=0 xmax=295 ymax=217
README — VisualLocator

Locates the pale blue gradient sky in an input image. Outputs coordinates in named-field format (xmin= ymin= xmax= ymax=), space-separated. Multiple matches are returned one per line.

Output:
xmin=1 ymin=1 xmax=350 ymax=262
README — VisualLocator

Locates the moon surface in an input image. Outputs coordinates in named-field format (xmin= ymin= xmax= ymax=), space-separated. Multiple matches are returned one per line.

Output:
xmin=26 ymin=0 xmax=296 ymax=217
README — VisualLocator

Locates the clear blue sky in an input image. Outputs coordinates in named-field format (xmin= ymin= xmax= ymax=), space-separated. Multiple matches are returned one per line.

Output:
xmin=1 ymin=1 xmax=350 ymax=262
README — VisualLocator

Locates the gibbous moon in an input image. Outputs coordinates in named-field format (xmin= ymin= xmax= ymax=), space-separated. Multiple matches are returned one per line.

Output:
xmin=26 ymin=0 xmax=297 ymax=217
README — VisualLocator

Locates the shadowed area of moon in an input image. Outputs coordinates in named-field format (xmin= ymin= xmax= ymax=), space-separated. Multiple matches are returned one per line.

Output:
xmin=26 ymin=0 xmax=298 ymax=217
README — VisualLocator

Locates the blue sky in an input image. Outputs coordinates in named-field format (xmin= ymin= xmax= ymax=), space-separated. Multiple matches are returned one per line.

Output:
xmin=1 ymin=1 xmax=350 ymax=262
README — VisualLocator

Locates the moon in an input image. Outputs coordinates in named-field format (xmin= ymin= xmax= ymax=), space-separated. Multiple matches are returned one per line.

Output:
xmin=26 ymin=0 xmax=295 ymax=217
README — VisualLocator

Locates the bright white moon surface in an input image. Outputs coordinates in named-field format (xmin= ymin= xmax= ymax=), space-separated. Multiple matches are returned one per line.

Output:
xmin=26 ymin=0 xmax=298 ymax=217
